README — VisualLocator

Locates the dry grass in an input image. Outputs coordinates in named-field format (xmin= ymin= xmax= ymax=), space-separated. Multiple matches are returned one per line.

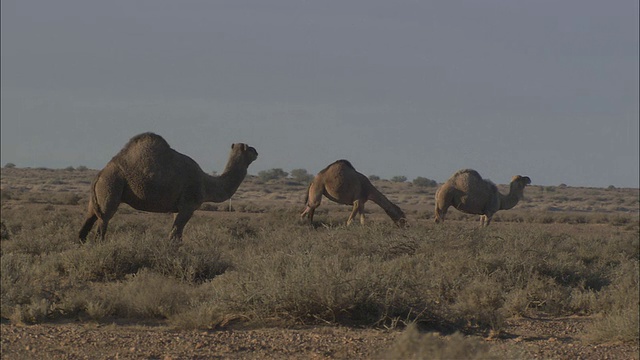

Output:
xmin=384 ymin=323 xmax=522 ymax=359
xmin=1 ymin=168 xmax=639 ymax=349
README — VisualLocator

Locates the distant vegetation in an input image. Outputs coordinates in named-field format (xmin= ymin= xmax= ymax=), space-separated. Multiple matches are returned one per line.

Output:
xmin=257 ymin=168 xmax=289 ymax=182
xmin=255 ymin=169 xmax=435 ymax=187
xmin=412 ymin=177 xmax=438 ymax=187
xmin=289 ymin=168 xmax=314 ymax=183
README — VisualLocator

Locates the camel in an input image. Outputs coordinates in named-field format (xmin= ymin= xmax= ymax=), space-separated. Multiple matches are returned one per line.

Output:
xmin=78 ymin=132 xmax=258 ymax=242
xmin=434 ymin=169 xmax=531 ymax=226
xmin=301 ymin=160 xmax=406 ymax=226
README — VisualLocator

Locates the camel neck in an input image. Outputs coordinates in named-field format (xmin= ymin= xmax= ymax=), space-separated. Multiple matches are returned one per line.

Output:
xmin=368 ymin=186 xmax=405 ymax=222
xmin=499 ymin=188 xmax=522 ymax=210
xmin=204 ymin=165 xmax=247 ymax=202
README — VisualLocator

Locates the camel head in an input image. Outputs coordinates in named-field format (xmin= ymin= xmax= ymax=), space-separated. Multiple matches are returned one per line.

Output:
xmin=511 ymin=175 xmax=531 ymax=186
xmin=230 ymin=143 xmax=258 ymax=166
xmin=510 ymin=175 xmax=531 ymax=196
xmin=394 ymin=217 xmax=408 ymax=228
xmin=389 ymin=207 xmax=407 ymax=228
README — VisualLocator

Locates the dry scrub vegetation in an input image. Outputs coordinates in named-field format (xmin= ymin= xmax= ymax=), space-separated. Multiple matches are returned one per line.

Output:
xmin=1 ymin=167 xmax=639 ymax=358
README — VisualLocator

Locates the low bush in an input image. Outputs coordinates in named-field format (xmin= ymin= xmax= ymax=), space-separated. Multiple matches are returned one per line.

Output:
xmin=0 ymin=205 xmax=638 ymax=344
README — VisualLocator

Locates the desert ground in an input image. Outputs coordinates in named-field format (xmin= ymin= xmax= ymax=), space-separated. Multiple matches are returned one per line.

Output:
xmin=1 ymin=167 xmax=638 ymax=359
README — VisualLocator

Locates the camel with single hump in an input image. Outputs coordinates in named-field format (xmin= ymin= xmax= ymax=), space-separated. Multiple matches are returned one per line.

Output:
xmin=301 ymin=160 xmax=406 ymax=226
xmin=79 ymin=132 xmax=258 ymax=242
xmin=434 ymin=169 xmax=531 ymax=226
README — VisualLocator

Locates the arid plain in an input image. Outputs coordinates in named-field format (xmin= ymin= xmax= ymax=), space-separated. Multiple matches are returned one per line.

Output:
xmin=1 ymin=167 xmax=638 ymax=359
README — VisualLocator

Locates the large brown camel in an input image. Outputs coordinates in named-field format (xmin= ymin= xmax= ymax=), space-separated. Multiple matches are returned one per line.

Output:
xmin=434 ymin=169 xmax=531 ymax=226
xmin=301 ymin=160 xmax=406 ymax=226
xmin=78 ymin=132 xmax=258 ymax=242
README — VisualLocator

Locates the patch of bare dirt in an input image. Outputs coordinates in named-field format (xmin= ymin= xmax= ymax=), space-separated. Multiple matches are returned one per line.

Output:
xmin=493 ymin=316 xmax=639 ymax=360
xmin=1 ymin=323 xmax=399 ymax=359
xmin=2 ymin=316 xmax=637 ymax=359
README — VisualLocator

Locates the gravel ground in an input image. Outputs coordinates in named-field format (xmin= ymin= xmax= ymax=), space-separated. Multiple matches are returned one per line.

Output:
xmin=1 ymin=316 xmax=638 ymax=359
xmin=1 ymin=323 xmax=398 ymax=360
xmin=493 ymin=316 xmax=639 ymax=359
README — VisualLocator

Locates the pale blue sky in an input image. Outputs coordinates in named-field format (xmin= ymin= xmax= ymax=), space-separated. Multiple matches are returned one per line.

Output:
xmin=2 ymin=0 xmax=638 ymax=187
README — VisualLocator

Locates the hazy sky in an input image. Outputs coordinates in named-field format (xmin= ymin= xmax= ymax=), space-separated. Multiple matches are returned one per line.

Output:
xmin=2 ymin=1 xmax=638 ymax=188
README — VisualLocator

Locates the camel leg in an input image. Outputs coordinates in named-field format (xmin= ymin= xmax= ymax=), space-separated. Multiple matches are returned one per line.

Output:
xmin=347 ymin=200 xmax=365 ymax=225
xmin=300 ymin=205 xmax=316 ymax=223
xmin=79 ymin=197 xmax=98 ymax=242
xmin=435 ymin=203 xmax=447 ymax=224
xmin=96 ymin=219 xmax=109 ymax=241
xmin=91 ymin=174 xmax=124 ymax=241
xmin=169 ymin=207 xmax=196 ymax=241
xmin=91 ymin=195 xmax=122 ymax=241
xmin=95 ymin=200 xmax=120 ymax=241
xmin=346 ymin=201 xmax=359 ymax=225
xmin=302 ymin=185 xmax=323 ymax=224
xmin=78 ymin=213 xmax=97 ymax=243
xmin=307 ymin=207 xmax=316 ymax=223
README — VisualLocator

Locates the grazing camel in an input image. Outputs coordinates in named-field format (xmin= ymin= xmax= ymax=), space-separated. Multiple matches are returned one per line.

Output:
xmin=78 ymin=132 xmax=258 ymax=242
xmin=434 ymin=169 xmax=531 ymax=226
xmin=301 ymin=160 xmax=406 ymax=226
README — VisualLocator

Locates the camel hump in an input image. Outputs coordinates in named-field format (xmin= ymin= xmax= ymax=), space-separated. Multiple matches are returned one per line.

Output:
xmin=451 ymin=169 xmax=483 ymax=181
xmin=323 ymin=159 xmax=355 ymax=172
xmin=112 ymin=132 xmax=172 ymax=160
xmin=450 ymin=169 xmax=486 ymax=183
xmin=450 ymin=169 xmax=497 ymax=191
xmin=123 ymin=132 xmax=171 ymax=150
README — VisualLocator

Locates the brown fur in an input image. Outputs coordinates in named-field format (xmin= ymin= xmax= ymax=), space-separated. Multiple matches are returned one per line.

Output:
xmin=301 ymin=160 xmax=406 ymax=226
xmin=434 ymin=169 xmax=531 ymax=226
xmin=78 ymin=132 xmax=258 ymax=242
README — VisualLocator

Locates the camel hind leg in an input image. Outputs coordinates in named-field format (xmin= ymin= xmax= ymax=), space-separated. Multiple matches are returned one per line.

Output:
xmin=301 ymin=182 xmax=323 ymax=224
xmin=434 ymin=202 xmax=448 ymax=224
xmin=94 ymin=199 xmax=121 ymax=241
xmin=301 ymin=206 xmax=316 ymax=223
xmin=78 ymin=211 xmax=98 ymax=243
xmin=91 ymin=173 xmax=124 ymax=241
xmin=434 ymin=189 xmax=450 ymax=224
